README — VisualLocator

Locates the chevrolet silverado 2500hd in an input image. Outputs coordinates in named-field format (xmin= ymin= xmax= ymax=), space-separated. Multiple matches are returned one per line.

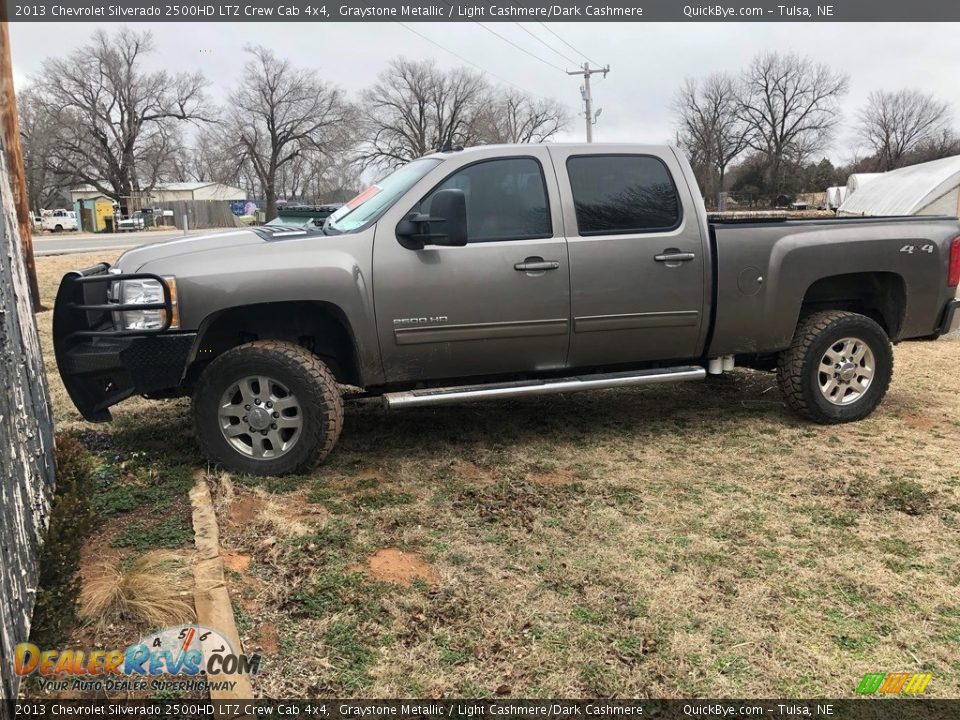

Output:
xmin=53 ymin=144 xmax=960 ymax=475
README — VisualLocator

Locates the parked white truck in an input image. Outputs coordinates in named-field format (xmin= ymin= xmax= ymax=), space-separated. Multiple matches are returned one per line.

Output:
xmin=39 ymin=209 xmax=78 ymax=232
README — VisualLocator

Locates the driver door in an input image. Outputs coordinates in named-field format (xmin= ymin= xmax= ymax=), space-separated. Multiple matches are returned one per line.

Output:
xmin=372 ymin=150 xmax=571 ymax=384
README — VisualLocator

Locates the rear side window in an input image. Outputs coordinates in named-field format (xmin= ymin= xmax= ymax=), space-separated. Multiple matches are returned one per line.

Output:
xmin=566 ymin=155 xmax=681 ymax=235
xmin=421 ymin=157 xmax=551 ymax=243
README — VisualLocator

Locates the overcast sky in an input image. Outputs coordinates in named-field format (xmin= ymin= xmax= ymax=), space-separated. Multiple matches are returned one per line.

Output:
xmin=9 ymin=22 xmax=960 ymax=163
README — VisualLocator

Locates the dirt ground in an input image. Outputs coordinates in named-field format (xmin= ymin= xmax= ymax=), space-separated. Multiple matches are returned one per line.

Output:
xmin=37 ymin=251 xmax=960 ymax=699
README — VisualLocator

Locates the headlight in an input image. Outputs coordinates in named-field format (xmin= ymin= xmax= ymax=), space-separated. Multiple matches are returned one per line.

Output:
xmin=114 ymin=277 xmax=179 ymax=331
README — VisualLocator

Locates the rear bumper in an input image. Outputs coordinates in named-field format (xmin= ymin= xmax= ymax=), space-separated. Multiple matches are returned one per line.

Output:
xmin=940 ymin=298 xmax=960 ymax=336
xmin=53 ymin=264 xmax=193 ymax=422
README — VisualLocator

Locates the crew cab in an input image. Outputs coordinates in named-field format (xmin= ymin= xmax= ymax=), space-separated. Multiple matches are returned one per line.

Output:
xmin=53 ymin=144 xmax=960 ymax=475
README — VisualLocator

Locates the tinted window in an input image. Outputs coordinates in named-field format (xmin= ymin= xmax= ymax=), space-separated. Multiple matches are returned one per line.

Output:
xmin=422 ymin=157 xmax=551 ymax=242
xmin=566 ymin=155 xmax=681 ymax=235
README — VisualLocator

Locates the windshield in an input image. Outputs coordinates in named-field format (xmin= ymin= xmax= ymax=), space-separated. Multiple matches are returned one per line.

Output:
xmin=326 ymin=158 xmax=442 ymax=233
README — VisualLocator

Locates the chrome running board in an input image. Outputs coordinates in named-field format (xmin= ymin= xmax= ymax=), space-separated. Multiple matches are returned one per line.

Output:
xmin=382 ymin=365 xmax=706 ymax=409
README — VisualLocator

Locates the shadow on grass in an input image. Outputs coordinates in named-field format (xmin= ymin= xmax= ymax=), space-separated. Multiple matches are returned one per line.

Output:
xmin=107 ymin=371 xmax=791 ymax=478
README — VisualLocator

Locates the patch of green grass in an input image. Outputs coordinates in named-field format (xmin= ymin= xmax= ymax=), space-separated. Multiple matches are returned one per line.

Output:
xmin=878 ymin=537 xmax=919 ymax=559
xmin=579 ymin=660 xmax=622 ymax=696
xmin=435 ymin=634 xmax=473 ymax=666
xmin=322 ymin=619 xmax=375 ymax=691
xmin=350 ymin=490 xmax=415 ymax=510
xmin=570 ymin=606 xmax=605 ymax=624
xmin=233 ymin=600 xmax=252 ymax=635
xmin=878 ymin=478 xmax=934 ymax=516
xmin=807 ymin=505 xmax=858 ymax=528
xmin=92 ymin=464 xmax=193 ymax=517
xmin=612 ymin=634 xmax=649 ymax=664
xmin=94 ymin=482 xmax=170 ymax=516
xmin=291 ymin=563 xmax=384 ymax=621
xmin=111 ymin=517 xmax=193 ymax=550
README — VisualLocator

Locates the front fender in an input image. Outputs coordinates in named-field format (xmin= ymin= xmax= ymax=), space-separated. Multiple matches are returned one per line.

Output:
xmin=138 ymin=231 xmax=382 ymax=385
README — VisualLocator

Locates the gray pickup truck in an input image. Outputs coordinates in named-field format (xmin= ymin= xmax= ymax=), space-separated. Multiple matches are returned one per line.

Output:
xmin=54 ymin=144 xmax=960 ymax=475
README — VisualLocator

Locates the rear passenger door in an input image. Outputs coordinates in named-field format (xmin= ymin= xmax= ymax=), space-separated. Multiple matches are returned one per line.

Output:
xmin=549 ymin=147 xmax=708 ymax=367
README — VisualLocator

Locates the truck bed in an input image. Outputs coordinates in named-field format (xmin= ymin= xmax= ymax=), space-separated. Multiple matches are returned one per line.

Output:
xmin=706 ymin=214 xmax=960 ymax=357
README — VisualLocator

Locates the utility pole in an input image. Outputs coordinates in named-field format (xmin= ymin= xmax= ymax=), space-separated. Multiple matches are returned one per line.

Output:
xmin=567 ymin=62 xmax=609 ymax=143
xmin=0 ymin=12 xmax=43 ymax=311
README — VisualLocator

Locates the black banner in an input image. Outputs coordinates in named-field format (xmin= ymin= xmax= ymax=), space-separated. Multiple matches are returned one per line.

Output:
xmin=6 ymin=0 xmax=960 ymax=22
xmin=6 ymin=700 xmax=960 ymax=720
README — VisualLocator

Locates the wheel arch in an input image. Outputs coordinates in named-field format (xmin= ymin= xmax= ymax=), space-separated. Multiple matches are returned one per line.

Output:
xmin=186 ymin=300 xmax=363 ymax=387
xmin=796 ymin=271 xmax=907 ymax=339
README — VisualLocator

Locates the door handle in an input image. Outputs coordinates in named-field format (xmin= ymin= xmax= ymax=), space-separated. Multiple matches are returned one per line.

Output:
xmin=654 ymin=251 xmax=696 ymax=264
xmin=514 ymin=258 xmax=561 ymax=272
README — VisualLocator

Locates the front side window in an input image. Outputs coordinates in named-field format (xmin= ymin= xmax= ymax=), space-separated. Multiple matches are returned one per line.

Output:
xmin=420 ymin=157 xmax=551 ymax=243
xmin=566 ymin=155 xmax=681 ymax=235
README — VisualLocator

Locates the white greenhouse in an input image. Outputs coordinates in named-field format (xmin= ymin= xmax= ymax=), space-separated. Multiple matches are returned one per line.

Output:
xmin=826 ymin=186 xmax=847 ymax=210
xmin=838 ymin=155 xmax=960 ymax=217
xmin=844 ymin=173 xmax=882 ymax=199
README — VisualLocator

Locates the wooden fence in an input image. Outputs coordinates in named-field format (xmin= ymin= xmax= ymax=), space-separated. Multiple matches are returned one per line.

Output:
xmin=154 ymin=200 xmax=244 ymax=230
xmin=0 ymin=130 xmax=56 ymax=701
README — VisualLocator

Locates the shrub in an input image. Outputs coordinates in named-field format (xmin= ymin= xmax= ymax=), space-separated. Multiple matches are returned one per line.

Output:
xmin=29 ymin=435 xmax=96 ymax=647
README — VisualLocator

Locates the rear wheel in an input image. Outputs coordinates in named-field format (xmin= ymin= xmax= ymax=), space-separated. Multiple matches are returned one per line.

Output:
xmin=777 ymin=311 xmax=893 ymax=424
xmin=193 ymin=341 xmax=343 ymax=475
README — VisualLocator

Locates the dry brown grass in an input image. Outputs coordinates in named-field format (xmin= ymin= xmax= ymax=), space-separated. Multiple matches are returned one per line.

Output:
xmin=79 ymin=551 xmax=194 ymax=630
xmin=35 ymin=252 xmax=960 ymax=699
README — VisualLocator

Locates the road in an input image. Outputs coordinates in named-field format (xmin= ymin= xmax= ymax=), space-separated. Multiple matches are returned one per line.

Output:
xmin=32 ymin=227 xmax=236 ymax=256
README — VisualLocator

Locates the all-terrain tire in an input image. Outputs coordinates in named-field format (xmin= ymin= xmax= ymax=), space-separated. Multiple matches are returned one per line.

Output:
xmin=777 ymin=310 xmax=893 ymax=424
xmin=193 ymin=340 xmax=343 ymax=476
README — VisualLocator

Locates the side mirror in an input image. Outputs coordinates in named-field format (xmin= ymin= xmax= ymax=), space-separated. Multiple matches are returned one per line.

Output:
xmin=396 ymin=188 xmax=468 ymax=249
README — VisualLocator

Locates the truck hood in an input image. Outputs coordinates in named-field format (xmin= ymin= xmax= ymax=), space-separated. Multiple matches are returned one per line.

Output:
xmin=113 ymin=229 xmax=268 ymax=272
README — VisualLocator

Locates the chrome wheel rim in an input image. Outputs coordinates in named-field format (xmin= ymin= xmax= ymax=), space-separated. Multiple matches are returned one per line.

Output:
xmin=218 ymin=375 xmax=302 ymax=459
xmin=818 ymin=337 xmax=875 ymax=406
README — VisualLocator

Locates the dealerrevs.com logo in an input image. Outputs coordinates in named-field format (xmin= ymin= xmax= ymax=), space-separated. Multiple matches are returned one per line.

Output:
xmin=14 ymin=625 xmax=261 ymax=694
xmin=856 ymin=672 xmax=932 ymax=695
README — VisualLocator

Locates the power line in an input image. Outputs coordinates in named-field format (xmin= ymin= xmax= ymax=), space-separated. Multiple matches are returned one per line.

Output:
xmin=514 ymin=23 xmax=578 ymax=67
xmin=538 ymin=23 xmax=601 ymax=68
xmin=394 ymin=22 xmax=536 ymax=96
xmin=474 ymin=22 xmax=566 ymax=73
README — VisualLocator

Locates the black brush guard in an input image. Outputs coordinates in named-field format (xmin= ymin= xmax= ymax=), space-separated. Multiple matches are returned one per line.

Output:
xmin=52 ymin=263 xmax=196 ymax=422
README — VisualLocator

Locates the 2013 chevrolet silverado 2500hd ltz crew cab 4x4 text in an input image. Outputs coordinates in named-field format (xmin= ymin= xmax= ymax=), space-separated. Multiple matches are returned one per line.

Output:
xmin=53 ymin=144 xmax=960 ymax=475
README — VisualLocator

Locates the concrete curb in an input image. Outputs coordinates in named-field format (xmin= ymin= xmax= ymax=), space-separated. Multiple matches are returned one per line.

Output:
xmin=189 ymin=472 xmax=255 ymax=703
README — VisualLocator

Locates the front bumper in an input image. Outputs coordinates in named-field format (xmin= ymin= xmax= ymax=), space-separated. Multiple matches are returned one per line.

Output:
xmin=53 ymin=264 xmax=194 ymax=422
xmin=940 ymin=298 xmax=960 ymax=336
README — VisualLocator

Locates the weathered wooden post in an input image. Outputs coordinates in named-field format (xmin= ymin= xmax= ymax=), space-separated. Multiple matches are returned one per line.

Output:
xmin=0 ymin=19 xmax=57 ymax=702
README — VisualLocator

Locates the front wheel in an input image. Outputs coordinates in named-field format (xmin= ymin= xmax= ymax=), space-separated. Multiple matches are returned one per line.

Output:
xmin=193 ymin=341 xmax=343 ymax=476
xmin=777 ymin=310 xmax=893 ymax=424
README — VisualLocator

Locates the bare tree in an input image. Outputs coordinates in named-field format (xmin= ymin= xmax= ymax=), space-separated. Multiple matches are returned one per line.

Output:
xmin=360 ymin=58 xmax=489 ymax=168
xmin=478 ymin=90 xmax=569 ymax=144
xmin=33 ymin=28 xmax=210 ymax=205
xmin=857 ymin=89 xmax=952 ymax=171
xmin=737 ymin=52 xmax=848 ymax=200
xmin=305 ymin=155 xmax=364 ymax=203
xmin=226 ymin=46 xmax=353 ymax=220
xmin=17 ymin=86 xmax=67 ymax=212
xmin=673 ymin=73 xmax=750 ymax=204
xmin=912 ymin=128 xmax=960 ymax=164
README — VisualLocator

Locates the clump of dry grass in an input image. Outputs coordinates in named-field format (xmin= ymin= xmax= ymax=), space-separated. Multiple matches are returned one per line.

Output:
xmin=254 ymin=491 xmax=312 ymax=539
xmin=211 ymin=471 xmax=236 ymax=513
xmin=80 ymin=551 xmax=194 ymax=629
